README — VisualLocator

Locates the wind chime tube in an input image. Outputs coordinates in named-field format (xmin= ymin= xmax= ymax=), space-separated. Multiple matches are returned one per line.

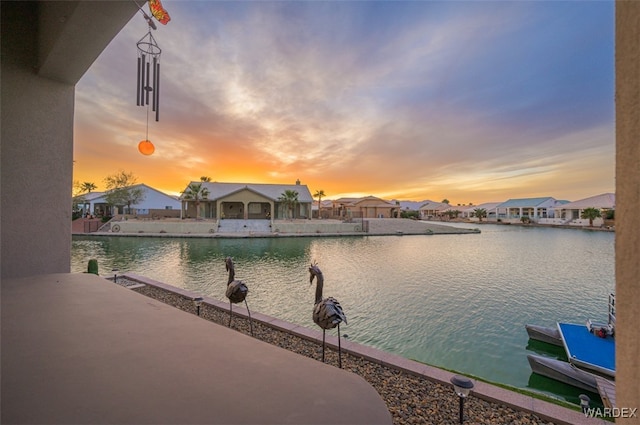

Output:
xmin=151 ymin=56 xmax=157 ymax=112
xmin=140 ymin=53 xmax=146 ymax=105
xmin=136 ymin=57 xmax=141 ymax=106
xmin=155 ymin=62 xmax=160 ymax=121
xmin=145 ymin=61 xmax=151 ymax=105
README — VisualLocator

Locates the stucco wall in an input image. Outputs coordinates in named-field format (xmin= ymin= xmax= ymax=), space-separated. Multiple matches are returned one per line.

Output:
xmin=222 ymin=189 xmax=269 ymax=203
xmin=1 ymin=2 xmax=138 ymax=279
xmin=615 ymin=2 xmax=640 ymax=419
xmin=1 ymin=3 xmax=73 ymax=279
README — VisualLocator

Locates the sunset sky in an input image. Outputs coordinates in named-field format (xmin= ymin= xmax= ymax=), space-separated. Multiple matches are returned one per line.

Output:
xmin=73 ymin=0 xmax=615 ymax=205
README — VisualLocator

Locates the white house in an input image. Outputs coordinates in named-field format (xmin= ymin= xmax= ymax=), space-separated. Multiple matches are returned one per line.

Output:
xmin=419 ymin=201 xmax=453 ymax=220
xmin=463 ymin=202 xmax=502 ymax=221
xmin=74 ymin=184 xmax=180 ymax=217
xmin=545 ymin=193 xmax=615 ymax=227
xmin=496 ymin=197 xmax=561 ymax=223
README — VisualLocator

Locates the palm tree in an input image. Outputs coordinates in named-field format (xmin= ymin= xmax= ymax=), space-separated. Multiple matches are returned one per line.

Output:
xmin=314 ymin=189 xmax=326 ymax=219
xmin=278 ymin=190 xmax=299 ymax=219
xmin=473 ymin=208 xmax=487 ymax=222
xmin=81 ymin=182 xmax=97 ymax=193
xmin=181 ymin=182 xmax=210 ymax=219
xmin=200 ymin=176 xmax=212 ymax=182
xmin=581 ymin=207 xmax=602 ymax=227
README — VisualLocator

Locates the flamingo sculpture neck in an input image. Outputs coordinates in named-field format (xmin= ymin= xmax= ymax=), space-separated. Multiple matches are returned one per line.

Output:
xmin=310 ymin=265 xmax=324 ymax=305
xmin=225 ymin=257 xmax=235 ymax=285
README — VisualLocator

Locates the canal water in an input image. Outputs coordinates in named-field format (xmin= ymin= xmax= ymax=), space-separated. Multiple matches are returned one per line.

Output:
xmin=71 ymin=223 xmax=615 ymax=405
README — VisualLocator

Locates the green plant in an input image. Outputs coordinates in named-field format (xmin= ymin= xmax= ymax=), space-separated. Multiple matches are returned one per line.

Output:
xmin=473 ymin=208 xmax=487 ymax=222
xmin=87 ymin=259 xmax=99 ymax=275
xmin=278 ymin=190 xmax=299 ymax=219
xmin=581 ymin=207 xmax=602 ymax=227
xmin=181 ymin=182 xmax=210 ymax=219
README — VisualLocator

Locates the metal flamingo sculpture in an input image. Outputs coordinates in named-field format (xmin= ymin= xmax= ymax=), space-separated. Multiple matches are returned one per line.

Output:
xmin=308 ymin=263 xmax=347 ymax=368
xmin=225 ymin=257 xmax=254 ymax=336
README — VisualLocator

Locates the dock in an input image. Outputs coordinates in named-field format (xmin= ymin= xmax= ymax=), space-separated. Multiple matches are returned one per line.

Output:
xmin=557 ymin=322 xmax=615 ymax=377
xmin=595 ymin=376 xmax=616 ymax=409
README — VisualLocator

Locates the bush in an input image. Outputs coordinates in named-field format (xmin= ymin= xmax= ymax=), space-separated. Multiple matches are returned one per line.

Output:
xmin=87 ymin=259 xmax=99 ymax=275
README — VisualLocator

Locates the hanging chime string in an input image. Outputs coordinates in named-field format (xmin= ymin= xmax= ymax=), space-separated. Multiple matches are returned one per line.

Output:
xmin=145 ymin=106 xmax=149 ymax=142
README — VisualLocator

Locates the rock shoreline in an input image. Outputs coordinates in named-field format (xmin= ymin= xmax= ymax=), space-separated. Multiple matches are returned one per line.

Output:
xmin=122 ymin=279 xmax=563 ymax=425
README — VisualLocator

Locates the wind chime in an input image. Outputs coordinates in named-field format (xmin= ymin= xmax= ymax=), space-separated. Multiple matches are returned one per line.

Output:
xmin=135 ymin=0 xmax=170 ymax=155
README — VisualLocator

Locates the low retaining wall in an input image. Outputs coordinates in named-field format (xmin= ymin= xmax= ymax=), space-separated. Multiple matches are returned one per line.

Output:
xmin=273 ymin=221 xmax=363 ymax=234
xmin=108 ymin=219 xmax=363 ymax=234
xmin=111 ymin=220 xmax=217 ymax=234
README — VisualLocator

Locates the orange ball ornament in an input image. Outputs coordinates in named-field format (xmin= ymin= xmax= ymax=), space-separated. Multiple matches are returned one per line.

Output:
xmin=138 ymin=139 xmax=155 ymax=155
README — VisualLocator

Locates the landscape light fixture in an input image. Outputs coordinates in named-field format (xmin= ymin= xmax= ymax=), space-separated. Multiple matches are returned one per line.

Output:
xmin=450 ymin=375 xmax=474 ymax=424
xmin=193 ymin=297 xmax=203 ymax=316
xmin=579 ymin=394 xmax=590 ymax=413
xmin=112 ymin=268 xmax=119 ymax=283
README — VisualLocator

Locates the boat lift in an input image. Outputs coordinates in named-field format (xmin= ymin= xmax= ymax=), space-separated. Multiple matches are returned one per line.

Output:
xmin=526 ymin=293 xmax=616 ymax=407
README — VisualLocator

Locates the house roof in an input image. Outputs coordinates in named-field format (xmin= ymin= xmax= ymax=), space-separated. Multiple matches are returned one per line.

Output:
xmin=332 ymin=196 xmax=397 ymax=208
xmin=497 ymin=197 xmax=555 ymax=208
xmin=459 ymin=202 xmax=502 ymax=213
xmin=74 ymin=191 xmax=106 ymax=201
xmin=391 ymin=200 xmax=433 ymax=211
xmin=557 ymin=193 xmax=615 ymax=210
xmin=193 ymin=182 xmax=313 ymax=203
xmin=76 ymin=184 xmax=179 ymax=204
xmin=354 ymin=196 xmax=396 ymax=207
xmin=418 ymin=201 xmax=451 ymax=211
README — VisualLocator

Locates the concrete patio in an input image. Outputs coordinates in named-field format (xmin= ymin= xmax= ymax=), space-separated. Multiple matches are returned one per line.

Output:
xmin=1 ymin=273 xmax=392 ymax=424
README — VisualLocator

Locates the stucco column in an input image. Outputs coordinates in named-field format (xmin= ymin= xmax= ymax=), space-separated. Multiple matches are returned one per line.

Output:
xmin=615 ymin=2 xmax=640 ymax=418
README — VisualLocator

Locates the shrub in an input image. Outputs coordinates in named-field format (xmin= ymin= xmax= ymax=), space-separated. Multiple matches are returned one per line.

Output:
xmin=87 ymin=259 xmax=99 ymax=275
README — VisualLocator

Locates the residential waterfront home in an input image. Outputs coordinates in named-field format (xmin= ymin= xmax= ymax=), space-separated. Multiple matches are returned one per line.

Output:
xmin=180 ymin=181 xmax=313 ymax=220
xmin=418 ymin=200 xmax=453 ymax=220
xmin=495 ymin=197 xmax=565 ymax=223
xmin=542 ymin=193 xmax=615 ymax=227
xmin=393 ymin=200 xmax=431 ymax=218
xmin=74 ymin=183 xmax=180 ymax=217
xmin=464 ymin=202 xmax=502 ymax=221
xmin=314 ymin=199 xmax=334 ymax=219
xmin=331 ymin=196 xmax=399 ymax=219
